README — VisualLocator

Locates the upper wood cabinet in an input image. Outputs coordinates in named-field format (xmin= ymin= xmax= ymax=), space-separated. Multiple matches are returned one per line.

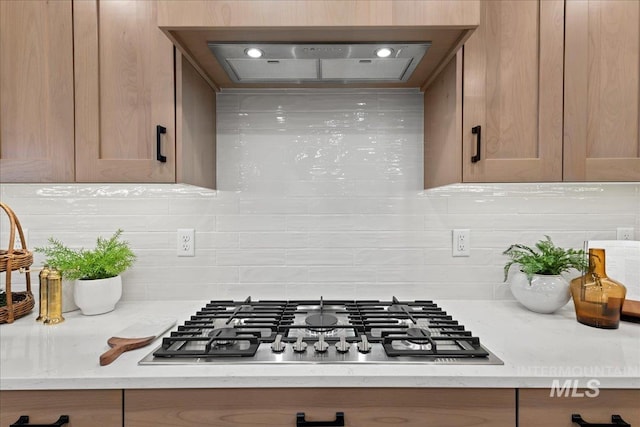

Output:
xmin=0 ymin=0 xmax=75 ymax=183
xmin=73 ymin=0 xmax=176 ymax=182
xmin=462 ymin=0 xmax=564 ymax=183
xmin=425 ymin=0 xmax=565 ymax=187
xmin=425 ymin=0 xmax=639 ymax=188
xmin=564 ymin=0 xmax=640 ymax=181
xmin=1 ymin=0 xmax=216 ymax=187
xmin=176 ymin=55 xmax=217 ymax=189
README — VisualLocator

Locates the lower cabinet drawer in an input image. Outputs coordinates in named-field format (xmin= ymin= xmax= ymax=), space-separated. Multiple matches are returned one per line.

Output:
xmin=519 ymin=388 xmax=640 ymax=427
xmin=125 ymin=388 xmax=515 ymax=427
xmin=0 ymin=389 xmax=122 ymax=427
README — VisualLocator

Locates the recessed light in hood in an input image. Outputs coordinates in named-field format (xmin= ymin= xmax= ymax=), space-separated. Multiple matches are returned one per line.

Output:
xmin=207 ymin=43 xmax=431 ymax=84
xmin=244 ymin=47 xmax=264 ymax=58
xmin=375 ymin=47 xmax=394 ymax=58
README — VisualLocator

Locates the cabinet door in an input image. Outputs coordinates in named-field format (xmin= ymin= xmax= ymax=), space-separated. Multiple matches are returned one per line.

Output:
xmin=564 ymin=0 xmax=640 ymax=181
xmin=0 ymin=390 xmax=122 ymax=427
xmin=74 ymin=0 xmax=175 ymax=182
xmin=176 ymin=54 xmax=217 ymax=189
xmin=462 ymin=0 xmax=564 ymax=182
xmin=126 ymin=388 xmax=515 ymax=427
xmin=0 ymin=0 xmax=75 ymax=182
xmin=519 ymin=388 xmax=640 ymax=427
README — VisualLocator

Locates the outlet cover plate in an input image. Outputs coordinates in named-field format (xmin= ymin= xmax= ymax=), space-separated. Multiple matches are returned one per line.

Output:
xmin=452 ymin=229 xmax=470 ymax=257
xmin=616 ymin=227 xmax=635 ymax=241
xmin=177 ymin=229 xmax=195 ymax=257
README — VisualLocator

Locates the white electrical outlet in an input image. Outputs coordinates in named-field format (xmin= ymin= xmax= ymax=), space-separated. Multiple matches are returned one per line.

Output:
xmin=616 ymin=227 xmax=635 ymax=241
xmin=452 ymin=229 xmax=470 ymax=257
xmin=13 ymin=228 xmax=28 ymax=249
xmin=177 ymin=228 xmax=195 ymax=257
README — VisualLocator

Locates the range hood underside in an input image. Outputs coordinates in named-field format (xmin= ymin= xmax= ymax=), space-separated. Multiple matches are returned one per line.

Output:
xmin=167 ymin=27 xmax=473 ymax=90
xmin=208 ymin=43 xmax=430 ymax=84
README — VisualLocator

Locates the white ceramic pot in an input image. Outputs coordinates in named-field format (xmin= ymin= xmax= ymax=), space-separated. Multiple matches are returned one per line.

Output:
xmin=62 ymin=279 xmax=79 ymax=313
xmin=73 ymin=276 xmax=122 ymax=316
xmin=510 ymin=271 xmax=571 ymax=314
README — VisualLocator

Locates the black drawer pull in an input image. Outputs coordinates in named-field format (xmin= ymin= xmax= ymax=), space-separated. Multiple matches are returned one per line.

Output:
xmin=156 ymin=125 xmax=167 ymax=163
xmin=11 ymin=415 xmax=69 ymax=426
xmin=297 ymin=412 xmax=345 ymax=427
xmin=471 ymin=125 xmax=481 ymax=163
xmin=572 ymin=414 xmax=631 ymax=426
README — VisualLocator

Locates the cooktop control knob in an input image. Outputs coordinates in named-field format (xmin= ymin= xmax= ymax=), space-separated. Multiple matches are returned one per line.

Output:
xmin=357 ymin=335 xmax=372 ymax=353
xmin=335 ymin=336 xmax=350 ymax=353
xmin=270 ymin=334 xmax=286 ymax=353
xmin=313 ymin=335 xmax=329 ymax=353
xmin=293 ymin=336 xmax=308 ymax=353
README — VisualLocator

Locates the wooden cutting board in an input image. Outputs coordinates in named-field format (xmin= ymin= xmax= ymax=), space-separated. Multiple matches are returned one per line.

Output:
xmin=99 ymin=317 xmax=175 ymax=366
xmin=622 ymin=299 xmax=640 ymax=321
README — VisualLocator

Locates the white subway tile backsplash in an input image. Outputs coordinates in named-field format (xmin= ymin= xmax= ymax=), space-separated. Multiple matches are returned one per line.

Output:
xmin=355 ymin=249 xmax=425 ymax=265
xmin=236 ymin=91 xmax=380 ymax=112
xmin=96 ymin=198 xmax=170 ymax=215
xmin=218 ymin=282 xmax=288 ymax=300
xmin=286 ymin=249 xmax=354 ymax=265
xmin=135 ymin=249 xmax=215 ymax=267
xmin=307 ymin=198 xmax=358 ymax=214
xmin=239 ymin=198 xmax=308 ymax=214
xmin=239 ymin=232 xmax=308 ymax=248
xmin=355 ymin=215 xmax=425 ymax=231
xmin=240 ymin=266 xmax=308 ymax=283
xmin=146 ymin=215 xmax=216 ymax=232
xmin=287 ymin=283 xmax=357 ymax=300
xmin=126 ymin=266 xmax=238 ymax=285
xmin=217 ymin=249 xmax=286 ymax=266
xmin=195 ymin=232 xmax=239 ymax=249
xmin=286 ymin=215 xmax=358 ymax=231
xmin=2 ymin=90 xmax=638 ymax=301
xmin=308 ymin=267 xmax=377 ymax=283
xmin=169 ymin=198 xmax=238 ymax=215
xmin=216 ymin=215 xmax=286 ymax=231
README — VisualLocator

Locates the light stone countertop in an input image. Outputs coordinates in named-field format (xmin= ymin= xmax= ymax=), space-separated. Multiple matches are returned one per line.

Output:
xmin=1 ymin=300 xmax=638 ymax=390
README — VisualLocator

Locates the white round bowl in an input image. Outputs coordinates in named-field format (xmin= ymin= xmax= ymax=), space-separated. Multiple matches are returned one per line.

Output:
xmin=73 ymin=275 xmax=122 ymax=315
xmin=510 ymin=271 xmax=570 ymax=314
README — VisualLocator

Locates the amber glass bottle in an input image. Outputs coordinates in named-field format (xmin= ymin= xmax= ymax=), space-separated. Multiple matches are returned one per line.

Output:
xmin=570 ymin=248 xmax=626 ymax=329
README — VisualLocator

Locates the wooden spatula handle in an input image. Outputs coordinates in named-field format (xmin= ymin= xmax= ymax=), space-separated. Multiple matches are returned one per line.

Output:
xmin=99 ymin=336 xmax=155 ymax=366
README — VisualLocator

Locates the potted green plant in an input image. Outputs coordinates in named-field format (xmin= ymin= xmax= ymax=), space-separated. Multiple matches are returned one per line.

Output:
xmin=503 ymin=236 xmax=587 ymax=314
xmin=35 ymin=229 xmax=136 ymax=315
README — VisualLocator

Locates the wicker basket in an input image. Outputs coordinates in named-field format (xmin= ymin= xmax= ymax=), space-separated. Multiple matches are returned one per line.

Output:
xmin=0 ymin=202 xmax=35 ymax=324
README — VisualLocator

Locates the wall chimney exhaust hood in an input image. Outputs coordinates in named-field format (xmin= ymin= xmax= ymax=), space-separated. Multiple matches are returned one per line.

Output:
xmin=207 ymin=43 xmax=431 ymax=84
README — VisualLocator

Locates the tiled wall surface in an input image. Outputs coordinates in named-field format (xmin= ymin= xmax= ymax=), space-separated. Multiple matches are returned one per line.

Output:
xmin=1 ymin=89 xmax=639 ymax=301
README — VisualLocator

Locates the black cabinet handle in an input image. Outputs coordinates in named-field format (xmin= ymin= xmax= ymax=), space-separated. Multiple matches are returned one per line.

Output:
xmin=572 ymin=414 xmax=631 ymax=426
xmin=296 ymin=412 xmax=345 ymax=427
xmin=471 ymin=125 xmax=481 ymax=163
xmin=156 ymin=125 xmax=167 ymax=163
xmin=11 ymin=415 xmax=69 ymax=427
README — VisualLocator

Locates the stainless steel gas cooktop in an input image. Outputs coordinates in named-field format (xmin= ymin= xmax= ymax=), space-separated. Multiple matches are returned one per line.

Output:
xmin=139 ymin=297 xmax=503 ymax=365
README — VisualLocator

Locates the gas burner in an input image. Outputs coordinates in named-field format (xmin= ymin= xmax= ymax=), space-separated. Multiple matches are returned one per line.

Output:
xmin=388 ymin=304 xmax=414 ymax=313
xmin=208 ymin=327 xmax=237 ymax=345
xmin=405 ymin=327 xmax=433 ymax=348
xmin=305 ymin=313 xmax=338 ymax=332
xmin=406 ymin=327 xmax=430 ymax=339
